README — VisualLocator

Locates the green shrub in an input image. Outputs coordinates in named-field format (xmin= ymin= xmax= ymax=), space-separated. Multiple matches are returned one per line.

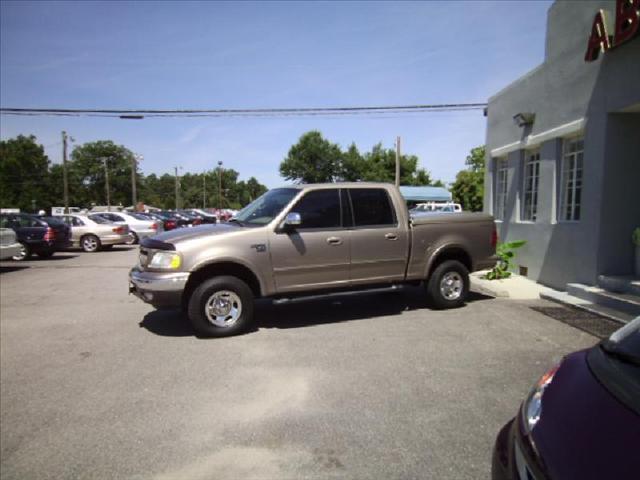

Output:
xmin=485 ymin=240 xmax=527 ymax=280
xmin=633 ymin=228 xmax=640 ymax=246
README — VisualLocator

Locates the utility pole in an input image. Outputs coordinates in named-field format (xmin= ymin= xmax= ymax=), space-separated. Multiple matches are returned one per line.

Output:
xmin=203 ymin=173 xmax=206 ymax=208
xmin=132 ymin=154 xmax=141 ymax=209
xmin=174 ymin=166 xmax=180 ymax=210
xmin=62 ymin=131 xmax=69 ymax=213
xmin=395 ymin=136 xmax=401 ymax=187
xmin=102 ymin=158 xmax=111 ymax=211
xmin=218 ymin=161 xmax=223 ymax=209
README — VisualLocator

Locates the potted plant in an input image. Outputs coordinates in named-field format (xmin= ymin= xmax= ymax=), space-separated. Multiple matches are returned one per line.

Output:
xmin=633 ymin=228 xmax=640 ymax=277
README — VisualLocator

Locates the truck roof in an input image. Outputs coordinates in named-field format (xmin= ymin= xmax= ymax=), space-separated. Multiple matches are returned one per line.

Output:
xmin=279 ymin=182 xmax=397 ymax=190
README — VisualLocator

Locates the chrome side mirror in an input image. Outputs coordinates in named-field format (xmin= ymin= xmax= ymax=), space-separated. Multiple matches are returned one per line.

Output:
xmin=284 ymin=212 xmax=302 ymax=227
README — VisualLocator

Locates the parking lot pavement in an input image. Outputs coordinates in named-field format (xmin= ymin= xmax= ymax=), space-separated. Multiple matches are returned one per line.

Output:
xmin=1 ymin=248 xmax=598 ymax=479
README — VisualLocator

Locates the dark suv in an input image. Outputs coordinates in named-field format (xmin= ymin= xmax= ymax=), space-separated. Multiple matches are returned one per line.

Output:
xmin=0 ymin=213 xmax=71 ymax=260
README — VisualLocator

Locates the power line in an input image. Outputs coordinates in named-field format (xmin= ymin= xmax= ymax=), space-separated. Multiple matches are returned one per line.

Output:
xmin=0 ymin=103 xmax=487 ymax=119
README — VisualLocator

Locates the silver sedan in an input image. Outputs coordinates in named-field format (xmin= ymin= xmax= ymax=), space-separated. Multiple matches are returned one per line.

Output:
xmin=54 ymin=215 xmax=132 ymax=252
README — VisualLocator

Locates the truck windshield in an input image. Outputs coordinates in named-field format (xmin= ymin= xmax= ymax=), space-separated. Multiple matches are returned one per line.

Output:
xmin=233 ymin=188 xmax=299 ymax=226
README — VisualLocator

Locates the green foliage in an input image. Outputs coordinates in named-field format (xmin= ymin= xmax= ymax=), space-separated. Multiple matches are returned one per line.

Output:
xmin=633 ymin=228 xmax=640 ymax=246
xmin=280 ymin=130 xmax=440 ymax=186
xmin=485 ymin=240 xmax=527 ymax=280
xmin=0 ymin=135 xmax=268 ymax=212
xmin=0 ymin=135 xmax=54 ymax=212
xmin=450 ymin=145 xmax=485 ymax=212
xmin=279 ymin=131 xmax=343 ymax=183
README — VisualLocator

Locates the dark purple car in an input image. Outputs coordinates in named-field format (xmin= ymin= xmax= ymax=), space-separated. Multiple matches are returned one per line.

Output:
xmin=492 ymin=318 xmax=640 ymax=480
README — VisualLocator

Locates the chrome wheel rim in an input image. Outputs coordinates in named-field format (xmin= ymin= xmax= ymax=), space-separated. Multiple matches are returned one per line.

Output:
xmin=205 ymin=290 xmax=242 ymax=328
xmin=440 ymin=272 xmax=463 ymax=300
xmin=12 ymin=244 xmax=27 ymax=261
xmin=83 ymin=237 xmax=98 ymax=252
xmin=126 ymin=233 xmax=138 ymax=245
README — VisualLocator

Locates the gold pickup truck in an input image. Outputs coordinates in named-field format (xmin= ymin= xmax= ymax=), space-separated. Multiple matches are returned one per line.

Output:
xmin=130 ymin=183 xmax=497 ymax=337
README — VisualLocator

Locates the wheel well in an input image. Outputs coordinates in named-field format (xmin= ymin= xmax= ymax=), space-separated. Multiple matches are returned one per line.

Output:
xmin=182 ymin=262 xmax=262 ymax=308
xmin=427 ymin=247 xmax=472 ymax=277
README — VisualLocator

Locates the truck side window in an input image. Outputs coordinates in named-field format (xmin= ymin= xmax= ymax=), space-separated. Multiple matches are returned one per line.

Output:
xmin=350 ymin=189 xmax=396 ymax=227
xmin=291 ymin=189 xmax=341 ymax=229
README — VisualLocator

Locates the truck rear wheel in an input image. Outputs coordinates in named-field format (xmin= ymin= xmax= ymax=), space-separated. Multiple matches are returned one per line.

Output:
xmin=187 ymin=275 xmax=254 ymax=337
xmin=426 ymin=260 xmax=469 ymax=309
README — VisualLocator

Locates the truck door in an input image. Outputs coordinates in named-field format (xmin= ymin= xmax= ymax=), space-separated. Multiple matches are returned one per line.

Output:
xmin=348 ymin=188 xmax=409 ymax=284
xmin=268 ymin=188 xmax=350 ymax=293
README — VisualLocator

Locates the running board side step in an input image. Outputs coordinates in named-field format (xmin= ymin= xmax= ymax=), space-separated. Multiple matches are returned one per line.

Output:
xmin=272 ymin=284 xmax=405 ymax=305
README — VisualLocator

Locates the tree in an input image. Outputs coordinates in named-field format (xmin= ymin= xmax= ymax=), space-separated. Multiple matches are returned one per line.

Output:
xmin=279 ymin=131 xmax=343 ymax=183
xmin=0 ymin=135 xmax=54 ymax=212
xmin=69 ymin=140 xmax=138 ymax=207
xmin=450 ymin=145 xmax=485 ymax=212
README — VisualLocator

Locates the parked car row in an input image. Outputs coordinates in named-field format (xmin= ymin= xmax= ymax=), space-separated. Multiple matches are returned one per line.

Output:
xmin=0 ymin=213 xmax=72 ymax=260
xmin=0 ymin=210 xmax=166 ymax=260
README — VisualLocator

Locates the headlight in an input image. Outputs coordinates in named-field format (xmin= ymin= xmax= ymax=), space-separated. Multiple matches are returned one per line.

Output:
xmin=148 ymin=252 xmax=181 ymax=269
xmin=522 ymin=363 xmax=560 ymax=435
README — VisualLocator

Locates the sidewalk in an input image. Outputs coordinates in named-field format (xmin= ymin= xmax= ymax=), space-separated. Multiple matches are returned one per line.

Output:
xmin=470 ymin=270 xmax=555 ymax=300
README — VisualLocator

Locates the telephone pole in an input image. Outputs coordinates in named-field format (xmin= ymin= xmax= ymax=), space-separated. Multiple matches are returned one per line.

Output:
xmin=102 ymin=158 xmax=111 ymax=211
xmin=217 ymin=161 xmax=223 ymax=209
xmin=62 ymin=131 xmax=69 ymax=213
xmin=132 ymin=154 xmax=141 ymax=209
xmin=395 ymin=136 xmax=401 ymax=187
xmin=203 ymin=173 xmax=206 ymax=208
xmin=174 ymin=166 xmax=181 ymax=210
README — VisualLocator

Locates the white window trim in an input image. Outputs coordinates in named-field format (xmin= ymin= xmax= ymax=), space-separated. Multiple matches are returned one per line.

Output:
xmin=494 ymin=158 xmax=508 ymax=221
xmin=558 ymin=136 xmax=584 ymax=223
xmin=490 ymin=118 xmax=585 ymax=157
xmin=521 ymin=150 xmax=541 ymax=223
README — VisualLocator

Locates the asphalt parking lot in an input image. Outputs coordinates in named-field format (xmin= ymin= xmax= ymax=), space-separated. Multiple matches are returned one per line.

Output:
xmin=1 ymin=248 xmax=598 ymax=479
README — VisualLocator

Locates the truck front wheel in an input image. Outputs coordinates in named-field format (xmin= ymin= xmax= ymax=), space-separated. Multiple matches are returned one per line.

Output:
xmin=187 ymin=276 xmax=254 ymax=337
xmin=426 ymin=260 xmax=469 ymax=309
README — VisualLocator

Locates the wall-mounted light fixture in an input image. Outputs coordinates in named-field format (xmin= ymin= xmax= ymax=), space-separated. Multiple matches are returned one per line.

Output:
xmin=513 ymin=112 xmax=535 ymax=127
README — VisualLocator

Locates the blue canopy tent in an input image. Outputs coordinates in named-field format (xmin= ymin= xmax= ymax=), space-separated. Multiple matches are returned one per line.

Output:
xmin=399 ymin=186 xmax=452 ymax=207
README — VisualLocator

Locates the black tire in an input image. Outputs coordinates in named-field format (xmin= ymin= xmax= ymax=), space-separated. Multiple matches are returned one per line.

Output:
xmin=187 ymin=276 xmax=254 ymax=338
xmin=12 ymin=242 xmax=30 ymax=261
xmin=425 ymin=260 xmax=469 ymax=309
xmin=37 ymin=250 xmax=54 ymax=259
xmin=81 ymin=234 xmax=101 ymax=253
xmin=126 ymin=232 xmax=138 ymax=245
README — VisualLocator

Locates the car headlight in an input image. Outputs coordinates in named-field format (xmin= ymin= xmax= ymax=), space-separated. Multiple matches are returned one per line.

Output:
xmin=522 ymin=363 xmax=560 ymax=435
xmin=148 ymin=252 xmax=182 ymax=269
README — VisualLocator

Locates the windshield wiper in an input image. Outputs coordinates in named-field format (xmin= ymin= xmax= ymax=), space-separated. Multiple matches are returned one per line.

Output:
xmin=601 ymin=343 xmax=640 ymax=367
xmin=227 ymin=218 xmax=244 ymax=227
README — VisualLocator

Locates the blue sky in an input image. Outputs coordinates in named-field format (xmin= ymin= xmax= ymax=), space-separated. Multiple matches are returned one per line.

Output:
xmin=1 ymin=0 xmax=552 ymax=188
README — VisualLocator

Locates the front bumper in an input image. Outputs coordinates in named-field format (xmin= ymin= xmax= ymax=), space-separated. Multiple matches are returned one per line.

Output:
xmin=0 ymin=242 xmax=22 ymax=261
xmin=492 ymin=415 xmax=548 ymax=480
xmin=129 ymin=267 xmax=189 ymax=308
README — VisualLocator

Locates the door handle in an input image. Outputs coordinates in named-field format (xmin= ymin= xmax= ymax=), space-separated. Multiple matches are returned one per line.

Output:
xmin=385 ymin=233 xmax=398 ymax=240
xmin=326 ymin=236 xmax=343 ymax=246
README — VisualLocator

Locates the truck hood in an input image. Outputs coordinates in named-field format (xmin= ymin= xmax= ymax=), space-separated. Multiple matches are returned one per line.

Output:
xmin=149 ymin=223 xmax=241 ymax=245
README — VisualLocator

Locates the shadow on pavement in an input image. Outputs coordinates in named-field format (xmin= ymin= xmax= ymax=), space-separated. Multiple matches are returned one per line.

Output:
xmin=138 ymin=287 xmax=493 ymax=337
xmin=33 ymin=254 xmax=79 ymax=261
xmin=139 ymin=309 xmax=194 ymax=337
xmin=0 ymin=265 xmax=30 ymax=274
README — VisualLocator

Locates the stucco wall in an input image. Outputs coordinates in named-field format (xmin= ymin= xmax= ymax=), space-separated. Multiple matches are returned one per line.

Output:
xmin=484 ymin=0 xmax=640 ymax=289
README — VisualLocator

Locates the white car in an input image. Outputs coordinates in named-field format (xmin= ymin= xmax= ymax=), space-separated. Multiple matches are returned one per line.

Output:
xmin=89 ymin=212 xmax=163 ymax=245
xmin=0 ymin=227 xmax=22 ymax=261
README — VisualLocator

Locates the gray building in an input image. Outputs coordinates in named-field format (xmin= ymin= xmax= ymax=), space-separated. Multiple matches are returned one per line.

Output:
xmin=484 ymin=0 xmax=640 ymax=294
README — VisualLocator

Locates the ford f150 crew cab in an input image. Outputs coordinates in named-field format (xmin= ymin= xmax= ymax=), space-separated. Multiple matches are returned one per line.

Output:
xmin=129 ymin=183 xmax=497 ymax=337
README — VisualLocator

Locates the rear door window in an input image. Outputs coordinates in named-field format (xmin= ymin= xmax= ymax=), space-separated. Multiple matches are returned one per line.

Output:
xmin=349 ymin=189 xmax=396 ymax=227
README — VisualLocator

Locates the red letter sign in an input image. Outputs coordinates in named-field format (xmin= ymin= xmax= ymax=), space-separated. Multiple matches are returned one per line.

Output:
xmin=585 ymin=10 xmax=612 ymax=61
xmin=614 ymin=0 xmax=640 ymax=45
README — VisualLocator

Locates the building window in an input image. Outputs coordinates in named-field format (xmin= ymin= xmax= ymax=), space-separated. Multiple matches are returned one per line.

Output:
xmin=560 ymin=137 xmax=584 ymax=222
xmin=522 ymin=150 xmax=540 ymax=222
xmin=494 ymin=158 xmax=508 ymax=220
